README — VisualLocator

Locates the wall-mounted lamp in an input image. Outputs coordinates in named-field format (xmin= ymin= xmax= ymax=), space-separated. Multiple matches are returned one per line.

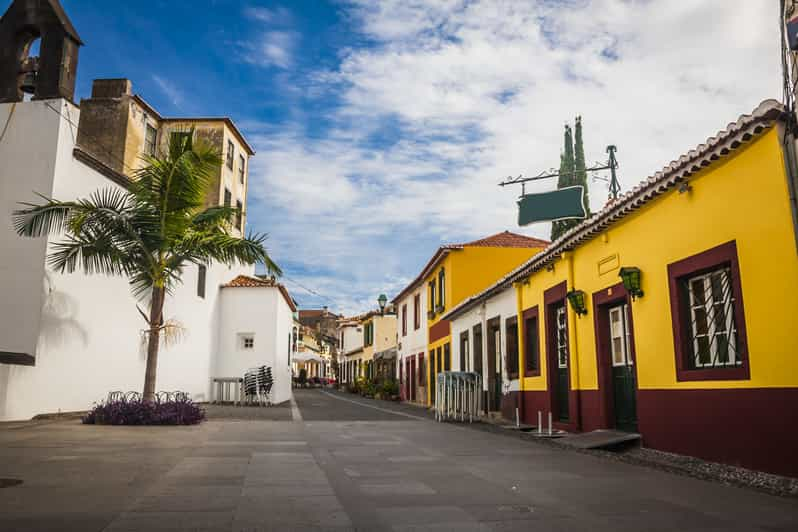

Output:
xmin=619 ymin=266 xmax=644 ymax=300
xmin=566 ymin=289 xmax=588 ymax=316
xmin=678 ymin=181 xmax=692 ymax=194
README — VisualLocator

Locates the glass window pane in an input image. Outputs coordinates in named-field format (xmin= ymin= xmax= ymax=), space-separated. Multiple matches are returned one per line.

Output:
xmin=696 ymin=336 xmax=711 ymax=365
xmin=690 ymin=278 xmax=706 ymax=306
xmin=693 ymin=307 xmax=708 ymax=335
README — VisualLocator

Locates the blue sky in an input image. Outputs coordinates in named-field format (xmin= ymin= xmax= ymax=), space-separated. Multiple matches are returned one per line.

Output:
xmin=16 ymin=1 xmax=782 ymax=314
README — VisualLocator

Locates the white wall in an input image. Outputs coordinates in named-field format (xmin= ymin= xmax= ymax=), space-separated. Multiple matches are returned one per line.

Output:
xmin=451 ymin=286 xmax=518 ymax=392
xmin=215 ymin=286 xmax=292 ymax=405
xmin=0 ymin=100 xmax=59 ymax=363
xmin=339 ymin=323 xmax=363 ymax=355
xmin=396 ymin=286 xmax=426 ymax=365
xmin=0 ymin=100 xmax=253 ymax=420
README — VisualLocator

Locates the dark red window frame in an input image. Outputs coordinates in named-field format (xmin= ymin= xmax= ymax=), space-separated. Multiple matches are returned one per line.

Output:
xmin=523 ymin=306 xmax=540 ymax=377
xmin=402 ymin=303 xmax=408 ymax=336
xmin=413 ymin=294 xmax=421 ymax=330
xmin=667 ymin=240 xmax=750 ymax=382
xmin=505 ymin=316 xmax=519 ymax=379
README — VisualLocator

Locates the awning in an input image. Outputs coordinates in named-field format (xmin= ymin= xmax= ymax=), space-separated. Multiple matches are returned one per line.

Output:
xmin=292 ymin=352 xmax=323 ymax=363
xmin=373 ymin=348 xmax=397 ymax=361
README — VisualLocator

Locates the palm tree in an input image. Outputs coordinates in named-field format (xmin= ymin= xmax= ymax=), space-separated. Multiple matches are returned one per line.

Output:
xmin=12 ymin=132 xmax=280 ymax=401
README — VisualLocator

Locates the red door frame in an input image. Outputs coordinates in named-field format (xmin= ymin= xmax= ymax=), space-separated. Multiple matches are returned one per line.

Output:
xmin=592 ymin=282 xmax=639 ymax=430
xmin=544 ymin=281 xmax=578 ymax=431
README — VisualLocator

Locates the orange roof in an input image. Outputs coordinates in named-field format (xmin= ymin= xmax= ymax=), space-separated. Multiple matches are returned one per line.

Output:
xmin=223 ymin=275 xmax=276 ymax=288
xmin=461 ymin=231 xmax=550 ymax=248
xmin=222 ymin=275 xmax=297 ymax=311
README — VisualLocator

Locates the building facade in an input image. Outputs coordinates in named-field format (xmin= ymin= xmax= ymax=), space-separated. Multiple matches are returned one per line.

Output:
xmin=395 ymin=283 xmax=427 ymax=403
xmin=444 ymin=100 xmax=798 ymax=478
xmin=393 ymin=232 xmax=548 ymax=406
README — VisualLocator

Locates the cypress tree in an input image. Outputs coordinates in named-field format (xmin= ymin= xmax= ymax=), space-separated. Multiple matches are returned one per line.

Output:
xmin=551 ymin=124 xmax=575 ymax=241
xmin=573 ymin=116 xmax=590 ymax=217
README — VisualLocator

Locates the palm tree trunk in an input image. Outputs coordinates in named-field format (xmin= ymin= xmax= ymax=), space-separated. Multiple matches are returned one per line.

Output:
xmin=143 ymin=286 xmax=165 ymax=402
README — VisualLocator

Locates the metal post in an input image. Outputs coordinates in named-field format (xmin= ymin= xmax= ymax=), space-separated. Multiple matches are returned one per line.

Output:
xmin=548 ymin=411 xmax=553 ymax=436
xmin=538 ymin=411 xmax=542 ymax=435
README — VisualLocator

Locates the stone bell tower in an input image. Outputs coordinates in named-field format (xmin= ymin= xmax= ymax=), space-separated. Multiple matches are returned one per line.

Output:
xmin=0 ymin=0 xmax=82 ymax=103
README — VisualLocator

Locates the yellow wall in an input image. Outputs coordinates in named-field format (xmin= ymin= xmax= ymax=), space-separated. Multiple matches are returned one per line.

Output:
xmin=423 ymin=244 xmax=546 ymax=402
xmin=518 ymin=127 xmax=798 ymax=392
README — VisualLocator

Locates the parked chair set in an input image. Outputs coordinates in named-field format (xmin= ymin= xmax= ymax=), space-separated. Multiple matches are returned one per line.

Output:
xmin=243 ymin=366 xmax=273 ymax=406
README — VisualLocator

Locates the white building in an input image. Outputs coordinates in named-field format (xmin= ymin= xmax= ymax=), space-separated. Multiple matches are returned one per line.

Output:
xmin=0 ymin=0 xmax=292 ymax=420
xmin=446 ymin=285 xmax=518 ymax=416
xmin=393 ymin=283 xmax=427 ymax=403
xmin=337 ymin=318 xmax=364 ymax=384
xmin=216 ymin=276 xmax=296 ymax=405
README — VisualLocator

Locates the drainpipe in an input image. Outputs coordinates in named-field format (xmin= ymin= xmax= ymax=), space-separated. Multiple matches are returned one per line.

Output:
xmin=781 ymin=123 xmax=798 ymax=254
xmin=515 ymin=280 xmax=525 ymax=424
xmin=563 ymin=251 xmax=582 ymax=431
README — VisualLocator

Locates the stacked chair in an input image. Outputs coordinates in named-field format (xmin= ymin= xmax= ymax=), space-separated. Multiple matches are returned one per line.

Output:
xmin=243 ymin=365 xmax=274 ymax=406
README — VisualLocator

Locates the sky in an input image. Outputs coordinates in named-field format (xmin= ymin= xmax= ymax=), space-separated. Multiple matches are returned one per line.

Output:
xmin=17 ymin=0 xmax=783 ymax=314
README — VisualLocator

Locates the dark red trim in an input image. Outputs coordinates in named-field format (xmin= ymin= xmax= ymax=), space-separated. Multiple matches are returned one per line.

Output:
xmin=667 ymin=240 xmax=750 ymax=382
xmin=429 ymin=319 xmax=451 ymax=343
xmin=591 ymin=282 xmax=638 ymax=429
xmin=637 ymin=388 xmax=798 ymax=478
xmin=522 ymin=306 xmax=541 ymax=377
xmin=543 ymin=281 xmax=568 ymax=305
xmin=505 ymin=315 xmax=519 ymax=379
xmin=543 ymin=282 xmax=576 ymax=430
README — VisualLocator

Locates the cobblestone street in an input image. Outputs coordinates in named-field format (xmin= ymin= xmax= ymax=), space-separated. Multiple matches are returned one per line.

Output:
xmin=0 ymin=389 xmax=797 ymax=531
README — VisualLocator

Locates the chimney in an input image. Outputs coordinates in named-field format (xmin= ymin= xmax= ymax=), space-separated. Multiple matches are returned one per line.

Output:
xmin=75 ymin=78 xmax=134 ymax=174
xmin=90 ymin=78 xmax=131 ymax=99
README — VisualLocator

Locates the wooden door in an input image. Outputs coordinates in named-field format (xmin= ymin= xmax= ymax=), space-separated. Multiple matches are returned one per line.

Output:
xmin=609 ymin=303 xmax=637 ymax=431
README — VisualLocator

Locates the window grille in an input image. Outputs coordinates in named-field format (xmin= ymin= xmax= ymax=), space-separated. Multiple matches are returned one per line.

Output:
xmin=685 ymin=266 xmax=740 ymax=368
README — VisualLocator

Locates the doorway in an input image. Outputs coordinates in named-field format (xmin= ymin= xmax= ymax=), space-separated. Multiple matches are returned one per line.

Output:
xmin=486 ymin=317 xmax=502 ymax=412
xmin=595 ymin=294 xmax=639 ymax=432
xmin=547 ymin=301 xmax=570 ymax=422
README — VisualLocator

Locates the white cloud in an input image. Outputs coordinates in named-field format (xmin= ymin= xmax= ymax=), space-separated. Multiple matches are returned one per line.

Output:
xmin=151 ymin=75 xmax=184 ymax=109
xmin=245 ymin=0 xmax=782 ymax=315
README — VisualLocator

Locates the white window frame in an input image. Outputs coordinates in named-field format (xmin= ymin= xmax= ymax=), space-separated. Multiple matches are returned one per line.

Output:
xmin=556 ymin=305 xmax=568 ymax=369
xmin=686 ymin=267 xmax=739 ymax=368
xmin=609 ymin=304 xmax=632 ymax=367
xmin=239 ymin=333 xmax=255 ymax=350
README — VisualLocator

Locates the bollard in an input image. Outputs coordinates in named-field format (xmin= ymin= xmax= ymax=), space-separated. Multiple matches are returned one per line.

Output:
xmin=548 ymin=411 xmax=553 ymax=436
xmin=538 ymin=411 xmax=542 ymax=435
xmin=515 ymin=407 xmax=520 ymax=428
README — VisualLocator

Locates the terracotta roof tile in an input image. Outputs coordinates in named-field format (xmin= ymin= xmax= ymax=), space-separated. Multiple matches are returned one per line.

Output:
xmin=223 ymin=275 xmax=276 ymax=288
xmin=222 ymin=275 xmax=297 ymax=312
xmin=460 ymin=231 xmax=550 ymax=248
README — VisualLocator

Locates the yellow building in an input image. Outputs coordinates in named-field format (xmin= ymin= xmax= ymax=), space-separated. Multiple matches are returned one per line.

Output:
xmin=444 ymin=100 xmax=798 ymax=478
xmin=394 ymin=232 xmax=549 ymax=405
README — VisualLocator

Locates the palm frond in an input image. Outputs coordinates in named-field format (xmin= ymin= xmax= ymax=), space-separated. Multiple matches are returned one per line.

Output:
xmin=12 ymin=194 xmax=82 ymax=237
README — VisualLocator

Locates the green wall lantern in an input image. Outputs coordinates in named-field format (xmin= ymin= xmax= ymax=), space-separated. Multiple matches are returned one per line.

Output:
xmin=566 ymin=289 xmax=588 ymax=316
xmin=619 ymin=267 xmax=644 ymax=300
xmin=378 ymin=294 xmax=388 ymax=314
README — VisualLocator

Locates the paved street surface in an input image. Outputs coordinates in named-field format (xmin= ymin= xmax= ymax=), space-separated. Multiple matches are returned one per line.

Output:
xmin=1 ymin=390 xmax=797 ymax=531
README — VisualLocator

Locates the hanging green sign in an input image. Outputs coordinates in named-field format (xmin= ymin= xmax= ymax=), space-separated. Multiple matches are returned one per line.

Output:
xmin=517 ymin=186 xmax=587 ymax=226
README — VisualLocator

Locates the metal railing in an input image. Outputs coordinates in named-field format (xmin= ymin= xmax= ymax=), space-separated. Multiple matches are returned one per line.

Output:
xmin=434 ymin=371 xmax=482 ymax=423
